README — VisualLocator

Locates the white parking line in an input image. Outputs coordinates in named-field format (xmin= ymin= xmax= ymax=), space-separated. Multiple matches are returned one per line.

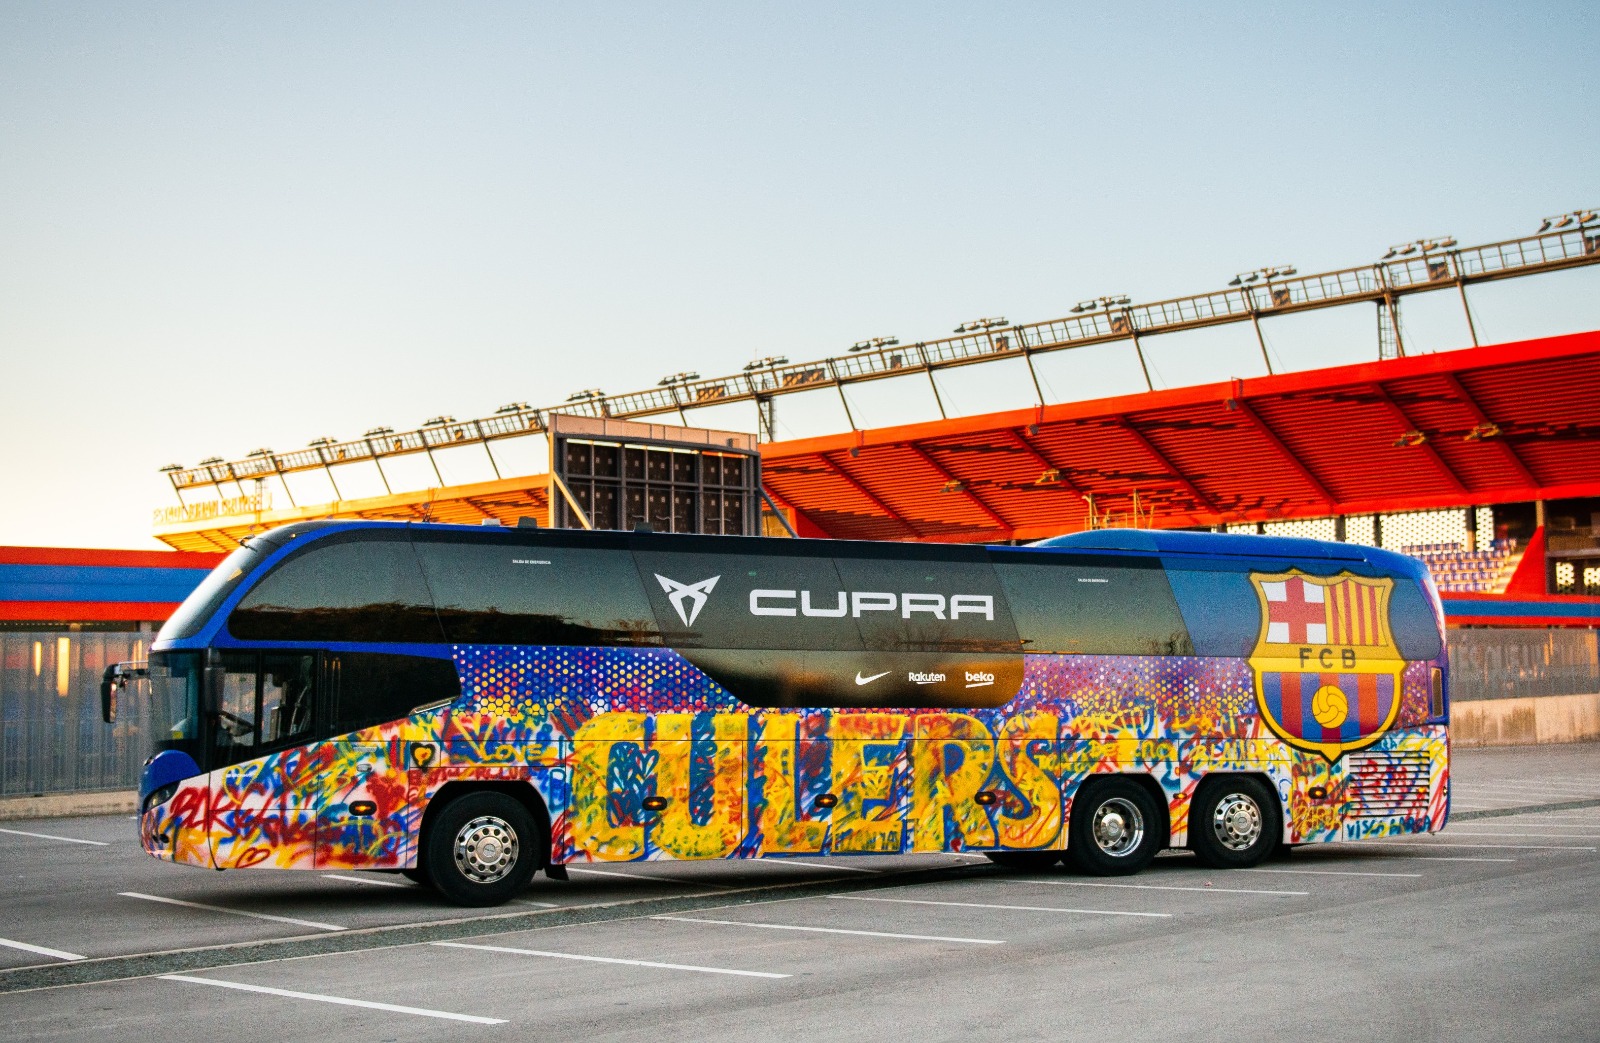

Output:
xmin=654 ymin=915 xmax=1003 ymax=944
xmin=0 ymin=826 xmax=108 ymax=846
xmin=829 ymin=895 xmax=1170 ymax=918
xmin=160 ymin=974 xmax=504 ymax=1024
xmin=754 ymin=858 xmax=879 ymax=874
xmin=431 ymin=941 xmax=789 ymax=978
xmin=1241 ymin=868 xmax=1421 ymax=878
xmin=1394 ymin=856 xmax=1515 ymax=863
xmin=1375 ymin=842 xmax=1596 ymax=852
xmin=1446 ymin=830 xmax=1600 ymax=839
xmin=322 ymin=873 xmax=412 ymax=888
xmin=1034 ymin=880 xmax=1308 ymax=897
xmin=120 ymin=892 xmax=347 ymax=931
xmin=565 ymin=866 xmax=727 ymax=888
xmin=0 ymin=937 xmax=85 ymax=961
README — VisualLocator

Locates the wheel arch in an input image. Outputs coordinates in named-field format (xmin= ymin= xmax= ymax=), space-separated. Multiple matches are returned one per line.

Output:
xmin=1072 ymin=772 xmax=1173 ymax=850
xmin=418 ymin=780 xmax=553 ymax=867
xmin=1190 ymin=771 xmax=1287 ymax=845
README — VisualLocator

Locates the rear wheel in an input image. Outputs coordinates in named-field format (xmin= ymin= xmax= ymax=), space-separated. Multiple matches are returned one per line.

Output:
xmin=423 ymin=791 xmax=542 ymax=906
xmin=1189 ymin=776 xmax=1279 ymax=869
xmin=983 ymin=851 xmax=1061 ymax=871
xmin=1064 ymin=776 xmax=1163 ymax=876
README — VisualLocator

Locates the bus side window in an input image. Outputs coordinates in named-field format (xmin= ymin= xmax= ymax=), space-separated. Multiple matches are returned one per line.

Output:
xmin=228 ymin=533 xmax=442 ymax=643
xmin=214 ymin=652 xmax=260 ymax=758
xmin=261 ymin=653 xmax=316 ymax=745
xmin=329 ymin=652 xmax=461 ymax=735
xmin=992 ymin=552 xmax=1193 ymax=656
xmin=414 ymin=534 xmax=661 ymax=647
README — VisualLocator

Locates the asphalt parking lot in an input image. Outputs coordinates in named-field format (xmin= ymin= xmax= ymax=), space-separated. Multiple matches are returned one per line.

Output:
xmin=1 ymin=743 xmax=1596 ymax=1043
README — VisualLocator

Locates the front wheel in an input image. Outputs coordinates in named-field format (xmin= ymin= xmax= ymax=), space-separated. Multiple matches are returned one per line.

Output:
xmin=1189 ymin=776 xmax=1279 ymax=869
xmin=423 ymin=792 xmax=542 ymax=906
xmin=1064 ymin=776 xmax=1163 ymax=876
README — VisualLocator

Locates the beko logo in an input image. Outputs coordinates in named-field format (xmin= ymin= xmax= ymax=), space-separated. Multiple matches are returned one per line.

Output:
xmin=909 ymin=671 xmax=946 ymax=684
xmin=748 ymin=590 xmax=994 ymax=621
xmin=655 ymin=574 xmax=720 ymax=627
xmin=965 ymin=671 xmax=995 ymax=688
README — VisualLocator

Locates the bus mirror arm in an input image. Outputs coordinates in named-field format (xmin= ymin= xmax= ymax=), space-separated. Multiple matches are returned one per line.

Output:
xmin=100 ymin=661 xmax=148 ymax=724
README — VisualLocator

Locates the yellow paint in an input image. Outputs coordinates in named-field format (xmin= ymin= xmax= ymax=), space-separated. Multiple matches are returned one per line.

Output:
xmin=55 ymin=637 xmax=70 ymax=697
xmin=655 ymin=713 xmax=748 ymax=859
xmin=911 ymin=714 xmax=996 ymax=852
xmin=756 ymin=714 xmax=827 ymax=854
xmin=829 ymin=713 xmax=907 ymax=853
xmin=994 ymin=712 xmax=1063 ymax=849
xmin=569 ymin=712 xmax=648 ymax=860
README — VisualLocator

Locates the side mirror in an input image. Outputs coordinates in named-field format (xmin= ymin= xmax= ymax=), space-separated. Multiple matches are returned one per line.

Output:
xmin=100 ymin=665 xmax=119 ymax=723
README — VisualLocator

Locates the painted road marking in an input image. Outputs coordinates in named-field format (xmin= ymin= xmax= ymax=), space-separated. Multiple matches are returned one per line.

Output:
xmin=322 ymin=873 xmax=412 ymax=888
xmin=750 ymin=858 xmax=879 ymax=874
xmin=159 ymin=974 xmax=504 ymax=1024
xmin=566 ymin=866 xmax=729 ymax=889
xmin=1376 ymin=842 xmax=1596 ymax=852
xmin=0 ymin=826 xmax=108 ymax=846
xmin=1444 ymin=831 xmax=1600 ymax=839
xmin=1392 ymin=856 xmax=1516 ymax=863
xmin=1035 ymin=880 xmax=1308 ymax=897
xmin=654 ymin=915 xmax=1003 ymax=944
xmin=431 ymin=941 xmax=790 ymax=978
xmin=1241 ymin=868 xmax=1421 ymax=878
xmin=120 ymin=892 xmax=347 ymax=931
xmin=0 ymin=937 xmax=85 ymax=961
xmin=829 ymin=895 xmax=1170 ymax=918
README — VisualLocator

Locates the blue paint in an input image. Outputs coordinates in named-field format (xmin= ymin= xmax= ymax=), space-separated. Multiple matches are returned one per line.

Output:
xmin=0 ymin=564 xmax=212 ymax=604
xmin=140 ymin=749 xmax=202 ymax=802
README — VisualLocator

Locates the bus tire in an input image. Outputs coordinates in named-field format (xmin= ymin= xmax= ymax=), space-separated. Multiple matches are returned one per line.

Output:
xmin=423 ymin=791 xmax=542 ymax=907
xmin=401 ymin=866 xmax=431 ymax=887
xmin=983 ymin=851 xmax=1061 ymax=871
xmin=1064 ymin=776 xmax=1163 ymax=876
xmin=1189 ymin=775 xmax=1279 ymax=869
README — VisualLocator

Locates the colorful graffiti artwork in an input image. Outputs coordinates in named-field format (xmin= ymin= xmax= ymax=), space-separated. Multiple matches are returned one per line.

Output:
xmin=140 ymin=611 xmax=1448 ymax=873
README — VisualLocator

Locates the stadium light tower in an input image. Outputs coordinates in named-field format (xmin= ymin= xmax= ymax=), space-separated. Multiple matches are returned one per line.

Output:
xmin=1227 ymin=267 xmax=1297 ymax=374
xmin=1070 ymin=295 xmax=1152 ymax=391
xmin=1535 ymin=209 xmax=1597 ymax=233
xmin=850 ymin=336 xmax=899 ymax=352
xmin=1382 ymin=237 xmax=1471 ymax=351
xmin=657 ymin=372 xmax=701 ymax=423
xmin=743 ymin=356 xmax=789 ymax=441
xmin=953 ymin=316 xmax=1008 ymax=333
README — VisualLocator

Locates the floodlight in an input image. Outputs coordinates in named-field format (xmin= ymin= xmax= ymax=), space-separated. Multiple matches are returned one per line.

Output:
xmin=365 ymin=426 xmax=394 ymax=436
xmin=494 ymin=403 xmax=529 ymax=414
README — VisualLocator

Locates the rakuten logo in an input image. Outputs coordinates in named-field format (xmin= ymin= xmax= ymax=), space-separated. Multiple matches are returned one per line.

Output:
xmin=909 ymin=671 xmax=946 ymax=684
xmin=748 ymin=590 xmax=994 ymax=621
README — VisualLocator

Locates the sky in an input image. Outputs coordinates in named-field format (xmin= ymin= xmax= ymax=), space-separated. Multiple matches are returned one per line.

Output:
xmin=1 ymin=2 xmax=1596 ymax=549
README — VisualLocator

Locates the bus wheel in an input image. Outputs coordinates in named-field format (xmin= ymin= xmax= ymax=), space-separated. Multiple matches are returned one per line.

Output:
xmin=424 ymin=792 xmax=541 ymax=907
xmin=983 ymin=851 xmax=1061 ymax=871
xmin=401 ymin=866 xmax=431 ymax=887
xmin=1190 ymin=776 xmax=1279 ymax=869
xmin=1064 ymin=777 xmax=1162 ymax=876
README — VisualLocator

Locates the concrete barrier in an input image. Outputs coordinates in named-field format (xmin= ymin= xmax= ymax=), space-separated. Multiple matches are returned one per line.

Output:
xmin=0 ymin=790 xmax=137 ymax=821
xmin=1452 ymin=692 xmax=1600 ymax=747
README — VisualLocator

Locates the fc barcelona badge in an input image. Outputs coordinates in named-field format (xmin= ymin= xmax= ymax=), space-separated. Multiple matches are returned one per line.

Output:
xmin=1249 ymin=570 xmax=1404 ymax=762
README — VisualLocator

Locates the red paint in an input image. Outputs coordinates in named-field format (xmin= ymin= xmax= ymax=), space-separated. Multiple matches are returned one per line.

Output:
xmin=0 ymin=600 xmax=182 ymax=622
xmin=0 ymin=546 xmax=224 ymax=569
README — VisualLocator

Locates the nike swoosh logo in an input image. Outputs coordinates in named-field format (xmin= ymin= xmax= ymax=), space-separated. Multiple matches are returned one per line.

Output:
xmin=854 ymin=670 xmax=891 ymax=686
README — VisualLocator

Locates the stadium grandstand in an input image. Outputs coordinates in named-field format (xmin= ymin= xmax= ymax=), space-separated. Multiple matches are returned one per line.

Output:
xmin=4 ymin=210 xmax=1598 ymax=801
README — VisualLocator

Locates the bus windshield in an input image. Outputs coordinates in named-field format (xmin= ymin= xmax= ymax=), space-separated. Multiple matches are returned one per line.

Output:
xmin=124 ymin=651 xmax=204 ymax=762
xmin=160 ymin=541 xmax=273 ymax=640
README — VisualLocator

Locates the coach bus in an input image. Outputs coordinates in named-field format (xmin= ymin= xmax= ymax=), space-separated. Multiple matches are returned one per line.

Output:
xmin=104 ymin=520 xmax=1449 ymax=906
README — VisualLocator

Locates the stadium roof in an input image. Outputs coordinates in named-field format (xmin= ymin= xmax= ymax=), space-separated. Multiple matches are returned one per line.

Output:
xmin=760 ymin=330 xmax=1600 ymax=543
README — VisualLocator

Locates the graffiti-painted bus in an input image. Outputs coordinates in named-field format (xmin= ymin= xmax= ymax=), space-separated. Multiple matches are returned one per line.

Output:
xmin=104 ymin=520 xmax=1449 ymax=905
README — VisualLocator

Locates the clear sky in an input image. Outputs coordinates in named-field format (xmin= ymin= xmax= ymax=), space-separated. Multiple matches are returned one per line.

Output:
xmin=1 ymin=2 xmax=1595 ymax=548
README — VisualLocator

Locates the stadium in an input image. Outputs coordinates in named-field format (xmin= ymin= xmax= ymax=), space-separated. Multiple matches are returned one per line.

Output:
xmin=3 ymin=212 xmax=1597 ymax=802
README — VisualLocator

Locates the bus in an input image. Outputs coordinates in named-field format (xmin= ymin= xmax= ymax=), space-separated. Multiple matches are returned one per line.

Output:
xmin=104 ymin=520 xmax=1450 ymax=906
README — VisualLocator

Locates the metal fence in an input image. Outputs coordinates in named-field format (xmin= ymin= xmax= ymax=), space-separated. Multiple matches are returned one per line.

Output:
xmin=0 ymin=630 xmax=156 ymax=797
xmin=1 ymin=625 xmax=1595 ymax=796
xmin=1448 ymin=628 xmax=1600 ymax=702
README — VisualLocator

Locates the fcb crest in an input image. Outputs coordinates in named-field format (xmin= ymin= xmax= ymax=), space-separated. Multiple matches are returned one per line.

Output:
xmin=1248 ymin=570 xmax=1405 ymax=762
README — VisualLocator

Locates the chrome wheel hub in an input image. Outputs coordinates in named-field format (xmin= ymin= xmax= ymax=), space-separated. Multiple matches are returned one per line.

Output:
xmin=454 ymin=815 xmax=519 ymax=883
xmin=1212 ymin=794 xmax=1263 ymax=851
xmin=1091 ymin=797 xmax=1145 ymax=857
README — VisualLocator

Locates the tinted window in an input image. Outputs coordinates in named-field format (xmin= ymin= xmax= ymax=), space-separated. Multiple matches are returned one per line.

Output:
xmin=992 ymin=550 xmax=1193 ymax=655
xmin=632 ymin=539 xmax=858 ymax=651
xmin=331 ymin=652 xmax=460 ymax=734
xmin=210 ymin=651 xmax=316 ymax=766
xmin=161 ymin=542 xmax=271 ymax=640
xmin=228 ymin=533 xmax=442 ymax=642
xmin=414 ymin=534 xmax=660 ymax=646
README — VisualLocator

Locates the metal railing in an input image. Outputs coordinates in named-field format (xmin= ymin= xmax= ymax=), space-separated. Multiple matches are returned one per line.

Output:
xmin=163 ymin=220 xmax=1600 ymax=496
xmin=1448 ymin=627 xmax=1600 ymax=702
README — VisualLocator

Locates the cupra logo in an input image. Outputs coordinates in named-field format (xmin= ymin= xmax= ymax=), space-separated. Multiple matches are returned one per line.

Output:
xmin=655 ymin=574 xmax=721 ymax=627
